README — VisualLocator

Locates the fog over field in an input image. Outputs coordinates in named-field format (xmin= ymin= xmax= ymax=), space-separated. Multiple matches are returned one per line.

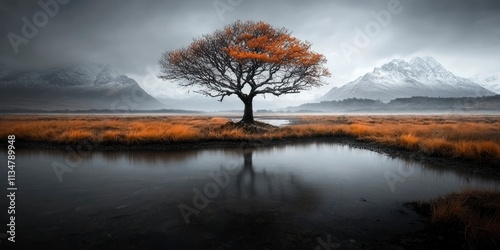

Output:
xmin=1 ymin=0 xmax=499 ymax=111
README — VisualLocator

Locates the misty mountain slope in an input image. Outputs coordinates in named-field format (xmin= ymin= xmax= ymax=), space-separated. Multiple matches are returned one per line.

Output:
xmin=321 ymin=57 xmax=496 ymax=102
xmin=470 ymin=75 xmax=500 ymax=94
xmin=0 ymin=64 xmax=164 ymax=110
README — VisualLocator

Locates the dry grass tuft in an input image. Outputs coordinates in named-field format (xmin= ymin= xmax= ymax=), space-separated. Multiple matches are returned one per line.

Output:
xmin=430 ymin=189 xmax=500 ymax=247
xmin=399 ymin=133 xmax=419 ymax=148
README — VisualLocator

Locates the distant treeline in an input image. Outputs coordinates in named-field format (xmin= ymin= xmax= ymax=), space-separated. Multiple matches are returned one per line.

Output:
xmin=290 ymin=95 xmax=500 ymax=112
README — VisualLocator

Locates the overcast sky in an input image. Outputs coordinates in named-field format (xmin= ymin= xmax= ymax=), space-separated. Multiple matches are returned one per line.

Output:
xmin=1 ymin=0 xmax=499 ymax=110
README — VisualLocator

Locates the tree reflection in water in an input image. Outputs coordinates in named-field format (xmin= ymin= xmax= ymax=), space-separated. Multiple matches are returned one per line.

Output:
xmin=188 ymin=149 xmax=322 ymax=249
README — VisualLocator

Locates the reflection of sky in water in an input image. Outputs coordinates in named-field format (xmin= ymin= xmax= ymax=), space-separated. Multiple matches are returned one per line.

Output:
xmin=1 ymin=143 xmax=499 ymax=248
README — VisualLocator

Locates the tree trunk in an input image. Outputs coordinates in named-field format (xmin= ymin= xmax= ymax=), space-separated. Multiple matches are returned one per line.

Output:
xmin=240 ymin=96 xmax=254 ymax=123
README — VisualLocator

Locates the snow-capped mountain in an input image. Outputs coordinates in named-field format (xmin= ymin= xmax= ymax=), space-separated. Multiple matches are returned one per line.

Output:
xmin=470 ymin=75 xmax=500 ymax=94
xmin=0 ymin=63 xmax=165 ymax=110
xmin=321 ymin=57 xmax=496 ymax=102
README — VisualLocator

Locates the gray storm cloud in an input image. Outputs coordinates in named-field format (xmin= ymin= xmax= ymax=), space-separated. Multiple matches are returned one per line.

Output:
xmin=1 ymin=0 xmax=499 ymax=110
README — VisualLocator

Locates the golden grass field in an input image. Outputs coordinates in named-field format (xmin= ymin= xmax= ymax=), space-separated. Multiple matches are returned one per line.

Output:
xmin=418 ymin=189 xmax=500 ymax=247
xmin=0 ymin=115 xmax=499 ymax=164
xmin=1 ymin=114 xmax=499 ymax=245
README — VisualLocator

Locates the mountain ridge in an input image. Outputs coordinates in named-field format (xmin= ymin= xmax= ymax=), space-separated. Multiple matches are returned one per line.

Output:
xmin=0 ymin=64 xmax=165 ymax=110
xmin=470 ymin=74 xmax=500 ymax=94
xmin=321 ymin=57 xmax=495 ymax=102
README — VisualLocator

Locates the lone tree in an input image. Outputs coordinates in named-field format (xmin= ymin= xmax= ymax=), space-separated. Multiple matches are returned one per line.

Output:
xmin=158 ymin=20 xmax=330 ymax=123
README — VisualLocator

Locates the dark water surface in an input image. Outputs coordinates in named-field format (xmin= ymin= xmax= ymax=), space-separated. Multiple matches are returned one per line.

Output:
xmin=1 ymin=143 xmax=498 ymax=249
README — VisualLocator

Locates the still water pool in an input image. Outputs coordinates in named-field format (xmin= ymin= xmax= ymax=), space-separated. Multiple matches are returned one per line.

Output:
xmin=1 ymin=143 xmax=498 ymax=249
